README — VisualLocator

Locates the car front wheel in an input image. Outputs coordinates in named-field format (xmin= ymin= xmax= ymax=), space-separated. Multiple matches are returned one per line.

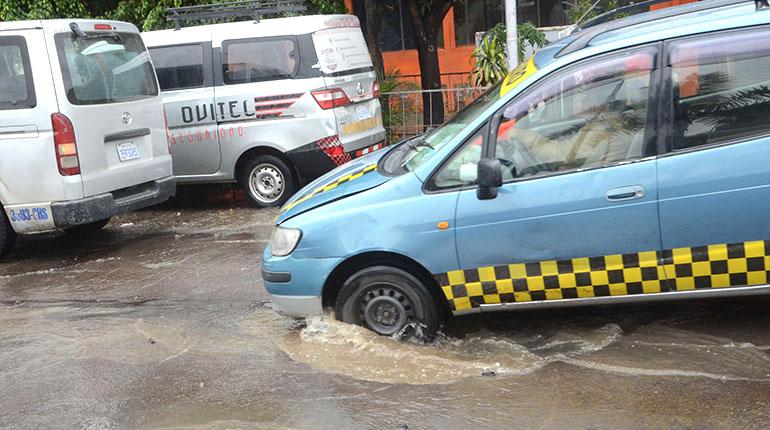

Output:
xmin=335 ymin=266 xmax=441 ymax=339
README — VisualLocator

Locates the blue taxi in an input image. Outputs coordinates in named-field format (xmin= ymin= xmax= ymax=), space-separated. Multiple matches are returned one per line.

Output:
xmin=262 ymin=0 xmax=770 ymax=337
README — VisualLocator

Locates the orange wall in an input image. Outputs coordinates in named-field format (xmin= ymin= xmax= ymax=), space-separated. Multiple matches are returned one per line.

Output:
xmin=383 ymin=45 xmax=475 ymax=82
xmin=347 ymin=3 xmax=476 ymax=86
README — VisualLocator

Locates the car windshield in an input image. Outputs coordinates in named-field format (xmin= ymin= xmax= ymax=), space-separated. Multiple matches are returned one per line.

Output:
xmin=55 ymin=32 xmax=158 ymax=105
xmin=401 ymin=81 xmax=503 ymax=172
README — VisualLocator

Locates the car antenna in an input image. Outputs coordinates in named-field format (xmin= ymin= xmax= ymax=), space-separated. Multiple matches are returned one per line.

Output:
xmin=165 ymin=0 xmax=307 ymax=31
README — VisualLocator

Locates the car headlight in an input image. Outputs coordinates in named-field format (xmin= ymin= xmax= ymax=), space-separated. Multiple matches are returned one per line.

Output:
xmin=270 ymin=226 xmax=302 ymax=257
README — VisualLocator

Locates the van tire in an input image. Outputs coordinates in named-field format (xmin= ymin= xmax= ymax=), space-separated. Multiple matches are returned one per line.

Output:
xmin=239 ymin=155 xmax=295 ymax=208
xmin=335 ymin=266 xmax=441 ymax=340
xmin=0 ymin=210 xmax=15 ymax=258
xmin=64 ymin=217 xmax=111 ymax=235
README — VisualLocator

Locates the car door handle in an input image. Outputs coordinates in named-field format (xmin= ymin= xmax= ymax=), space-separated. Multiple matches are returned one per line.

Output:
xmin=605 ymin=185 xmax=645 ymax=201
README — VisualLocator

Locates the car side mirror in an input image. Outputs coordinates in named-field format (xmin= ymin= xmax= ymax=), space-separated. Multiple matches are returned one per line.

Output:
xmin=477 ymin=158 xmax=503 ymax=200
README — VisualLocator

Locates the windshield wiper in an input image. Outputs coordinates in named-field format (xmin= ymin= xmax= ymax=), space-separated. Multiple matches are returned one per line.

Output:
xmin=69 ymin=22 xmax=121 ymax=41
xmin=406 ymin=134 xmax=431 ymax=150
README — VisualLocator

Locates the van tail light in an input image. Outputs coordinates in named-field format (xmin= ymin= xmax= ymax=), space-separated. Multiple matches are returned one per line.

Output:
xmin=372 ymin=81 xmax=380 ymax=98
xmin=311 ymin=88 xmax=351 ymax=110
xmin=94 ymin=24 xmax=113 ymax=31
xmin=51 ymin=113 xmax=80 ymax=176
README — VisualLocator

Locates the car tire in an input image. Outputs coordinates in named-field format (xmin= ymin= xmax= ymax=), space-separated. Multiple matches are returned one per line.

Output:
xmin=239 ymin=155 xmax=295 ymax=208
xmin=0 ymin=209 xmax=15 ymax=258
xmin=335 ymin=266 xmax=441 ymax=340
xmin=64 ymin=217 xmax=111 ymax=235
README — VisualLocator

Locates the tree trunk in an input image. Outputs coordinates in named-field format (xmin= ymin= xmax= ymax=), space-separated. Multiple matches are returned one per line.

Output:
xmin=405 ymin=0 xmax=451 ymax=129
xmin=363 ymin=0 xmax=384 ymax=79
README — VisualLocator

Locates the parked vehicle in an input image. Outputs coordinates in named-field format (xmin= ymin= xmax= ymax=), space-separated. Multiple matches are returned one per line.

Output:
xmin=142 ymin=12 xmax=386 ymax=207
xmin=262 ymin=0 xmax=770 ymax=337
xmin=0 ymin=19 xmax=175 ymax=257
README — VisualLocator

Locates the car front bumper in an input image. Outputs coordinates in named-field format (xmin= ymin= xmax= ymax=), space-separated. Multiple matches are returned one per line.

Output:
xmin=268 ymin=294 xmax=324 ymax=317
xmin=261 ymin=247 xmax=342 ymax=318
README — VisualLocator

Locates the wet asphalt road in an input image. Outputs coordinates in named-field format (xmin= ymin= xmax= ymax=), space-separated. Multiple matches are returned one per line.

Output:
xmin=1 ymin=191 xmax=769 ymax=429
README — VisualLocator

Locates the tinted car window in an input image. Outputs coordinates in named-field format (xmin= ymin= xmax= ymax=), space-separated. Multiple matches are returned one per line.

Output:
xmin=495 ymin=48 xmax=655 ymax=180
xmin=149 ymin=44 xmax=205 ymax=91
xmin=55 ymin=32 xmax=158 ymax=105
xmin=670 ymin=29 xmax=770 ymax=150
xmin=223 ymin=38 xmax=298 ymax=85
xmin=0 ymin=36 xmax=35 ymax=110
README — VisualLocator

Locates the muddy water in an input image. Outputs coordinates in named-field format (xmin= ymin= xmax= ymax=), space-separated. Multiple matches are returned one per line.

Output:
xmin=1 ymin=200 xmax=769 ymax=429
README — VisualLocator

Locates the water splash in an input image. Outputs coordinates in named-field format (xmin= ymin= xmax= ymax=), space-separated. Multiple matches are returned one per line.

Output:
xmin=277 ymin=316 xmax=626 ymax=385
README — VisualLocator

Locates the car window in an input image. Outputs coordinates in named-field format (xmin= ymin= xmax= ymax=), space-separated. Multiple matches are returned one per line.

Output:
xmin=149 ymin=44 xmax=205 ymax=91
xmin=495 ymin=48 xmax=655 ymax=180
xmin=670 ymin=28 xmax=770 ymax=150
xmin=55 ymin=32 xmax=158 ymax=106
xmin=223 ymin=38 xmax=298 ymax=85
xmin=0 ymin=36 xmax=35 ymax=110
xmin=432 ymin=127 xmax=485 ymax=188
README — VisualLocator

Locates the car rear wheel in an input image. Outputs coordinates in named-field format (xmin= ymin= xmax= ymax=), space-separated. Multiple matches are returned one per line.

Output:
xmin=239 ymin=155 xmax=295 ymax=208
xmin=64 ymin=217 xmax=111 ymax=235
xmin=0 ymin=209 xmax=15 ymax=258
xmin=335 ymin=266 xmax=441 ymax=340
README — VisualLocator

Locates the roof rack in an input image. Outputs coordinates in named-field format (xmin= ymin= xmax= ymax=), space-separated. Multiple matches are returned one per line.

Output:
xmin=557 ymin=0 xmax=757 ymax=58
xmin=165 ymin=0 xmax=307 ymax=30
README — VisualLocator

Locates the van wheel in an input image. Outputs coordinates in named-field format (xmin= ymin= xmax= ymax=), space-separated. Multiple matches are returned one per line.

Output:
xmin=335 ymin=266 xmax=441 ymax=340
xmin=239 ymin=155 xmax=295 ymax=208
xmin=64 ymin=217 xmax=111 ymax=235
xmin=0 ymin=210 xmax=15 ymax=258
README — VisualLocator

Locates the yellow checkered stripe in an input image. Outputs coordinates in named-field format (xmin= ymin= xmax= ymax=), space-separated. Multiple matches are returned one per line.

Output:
xmin=278 ymin=163 xmax=377 ymax=214
xmin=435 ymin=240 xmax=770 ymax=312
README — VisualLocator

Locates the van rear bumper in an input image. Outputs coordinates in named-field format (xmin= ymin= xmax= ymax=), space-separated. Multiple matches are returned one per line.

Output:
xmin=51 ymin=176 xmax=176 ymax=228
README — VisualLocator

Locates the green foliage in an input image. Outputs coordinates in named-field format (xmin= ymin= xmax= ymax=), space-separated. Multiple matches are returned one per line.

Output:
xmin=307 ymin=0 xmax=345 ymax=14
xmin=378 ymin=68 xmax=418 ymax=141
xmin=470 ymin=23 xmax=548 ymax=87
xmin=564 ymin=0 xmax=621 ymax=25
xmin=516 ymin=22 xmax=547 ymax=62
xmin=0 ymin=0 xmax=90 ymax=21
xmin=0 ymin=0 xmax=347 ymax=31
xmin=470 ymin=23 xmax=507 ymax=87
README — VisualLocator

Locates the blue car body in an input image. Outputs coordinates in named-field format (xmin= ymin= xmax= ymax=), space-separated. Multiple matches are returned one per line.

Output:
xmin=263 ymin=0 xmax=770 ymax=318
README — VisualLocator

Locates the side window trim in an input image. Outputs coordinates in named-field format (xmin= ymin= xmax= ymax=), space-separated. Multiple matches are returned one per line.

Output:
xmin=660 ymin=25 xmax=770 ymax=156
xmin=488 ymin=43 xmax=662 ymax=185
xmin=149 ymin=42 xmax=213 ymax=92
xmin=0 ymin=36 xmax=36 ymax=111
xmin=221 ymin=35 xmax=300 ymax=85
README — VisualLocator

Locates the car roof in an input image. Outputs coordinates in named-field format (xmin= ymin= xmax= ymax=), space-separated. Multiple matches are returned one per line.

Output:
xmin=0 ymin=19 xmax=140 ymax=33
xmin=142 ymin=14 xmax=358 ymax=45
xmin=535 ymin=0 xmax=769 ymax=67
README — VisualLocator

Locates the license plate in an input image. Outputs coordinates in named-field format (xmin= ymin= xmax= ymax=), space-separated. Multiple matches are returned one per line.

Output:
xmin=117 ymin=142 xmax=140 ymax=162
xmin=355 ymin=105 xmax=371 ymax=121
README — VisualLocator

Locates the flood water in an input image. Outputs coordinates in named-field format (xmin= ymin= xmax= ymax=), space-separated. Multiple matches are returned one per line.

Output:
xmin=1 ymin=193 xmax=769 ymax=429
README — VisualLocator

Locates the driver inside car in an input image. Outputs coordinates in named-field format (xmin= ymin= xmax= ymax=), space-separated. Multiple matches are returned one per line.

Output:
xmin=495 ymin=63 xmax=650 ymax=180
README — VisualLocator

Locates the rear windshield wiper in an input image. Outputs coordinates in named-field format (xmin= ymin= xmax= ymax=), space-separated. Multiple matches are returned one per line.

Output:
xmin=69 ymin=22 xmax=121 ymax=41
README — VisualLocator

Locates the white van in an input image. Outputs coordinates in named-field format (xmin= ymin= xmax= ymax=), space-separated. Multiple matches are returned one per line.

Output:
xmin=0 ymin=19 xmax=175 ymax=257
xmin=142 ymin=14 xmax=386 ymax=207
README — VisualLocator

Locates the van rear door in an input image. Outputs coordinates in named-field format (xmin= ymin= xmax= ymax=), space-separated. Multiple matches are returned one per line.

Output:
xmin=48 ymin=21 xmax=170 ymax=197
xmin=312 ymin=25 xmax=385 ymax=154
